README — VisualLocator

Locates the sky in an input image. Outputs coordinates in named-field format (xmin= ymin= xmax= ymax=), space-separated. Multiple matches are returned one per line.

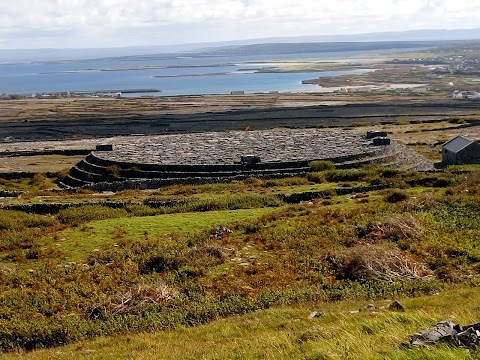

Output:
xmin=1 ymin=0 xmax=480 ymax=49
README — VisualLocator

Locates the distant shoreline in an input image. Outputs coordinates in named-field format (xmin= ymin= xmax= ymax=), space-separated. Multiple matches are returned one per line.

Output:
xmin=1 ymin=89 xmax=161 ymax=99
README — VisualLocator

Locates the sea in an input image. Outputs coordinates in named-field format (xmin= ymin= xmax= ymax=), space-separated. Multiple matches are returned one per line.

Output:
xmin=0 ymin=48 xmax=422 ymax=97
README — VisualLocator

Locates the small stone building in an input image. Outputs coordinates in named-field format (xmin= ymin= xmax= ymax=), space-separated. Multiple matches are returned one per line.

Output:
xmin=442 ymin=135 xmax=480 ymax=165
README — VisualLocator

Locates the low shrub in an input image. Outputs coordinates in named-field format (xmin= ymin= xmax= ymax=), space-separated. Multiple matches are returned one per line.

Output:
xmin=326 ymin=244 xmax=433 ymax=282
xmin=263 ymin=177 xmax=310 ymax=187
xmin=187 ymin=194 xmax=284 ymax=212
xmin=380 ymin=168 xmax=401 ymax=178
xmin=325 ymin=169 xmax=369 ymax=182
xmin=244 ymin=177 xmax=263 ymax=186
xmin=0 ymin=210 xmax=58 ymax=231
xmin=105 ymin=165 xmax=121 ymax=179
xmin=124 ymin=204 xmax=159 ymax=217
xmin=307 ymin=172 xmax=325 ymax=183
xmin=55 ymin=168 xmax=70 ymax=180
xmin=432 ymin=178 xmax=455 ymax=188
xmin=308 ymin=160 xmax=335 ymax=172
xmin=448 ymin=118 xmax=466 ymax=124
xmin=29 ymin=173 xmax=48 ymax=186
xmin=376 ymin=213 xmax=424 ymax=241
xmin=384 ymin=190 xmax=409 ymax=203
xmin=57 ymin=205 xmax=128 ymax=225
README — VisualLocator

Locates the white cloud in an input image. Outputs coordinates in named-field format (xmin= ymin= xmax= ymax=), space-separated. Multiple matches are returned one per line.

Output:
xmin=0 ymin=0 xmax=480 ymax=48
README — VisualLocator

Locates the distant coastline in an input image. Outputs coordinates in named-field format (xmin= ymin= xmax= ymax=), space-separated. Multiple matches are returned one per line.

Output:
xmin=0 ymin=89 xmax=161 ymax=100
xmin=0 ymin=45 xmax=432 ymax=96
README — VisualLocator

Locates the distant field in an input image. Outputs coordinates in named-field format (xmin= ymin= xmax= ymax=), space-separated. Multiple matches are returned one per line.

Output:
xmin=1 ymin=97 xmax=479 ymax=142
xmin=0 ymin=155 xmax=84 ymax=173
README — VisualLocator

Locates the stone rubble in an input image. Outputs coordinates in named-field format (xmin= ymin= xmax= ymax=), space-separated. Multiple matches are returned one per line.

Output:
xmin=406 ymin=320 xmax=480 ymax=349
xmin=93 ymin=129 xmax=381 ymax=165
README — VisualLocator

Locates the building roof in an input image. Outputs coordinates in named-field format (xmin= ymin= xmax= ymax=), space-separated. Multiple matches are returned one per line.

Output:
xmin=443 ymin=135 xmax=473 ymax=153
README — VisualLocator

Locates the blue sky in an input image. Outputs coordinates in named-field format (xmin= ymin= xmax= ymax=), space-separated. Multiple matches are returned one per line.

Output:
xmin=1 ymin=0 xmax=479 ymax=49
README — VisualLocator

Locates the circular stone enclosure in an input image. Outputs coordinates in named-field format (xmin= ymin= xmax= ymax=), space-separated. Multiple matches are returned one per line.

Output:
xmin=95 ymin=129 xmax=379 ymax=166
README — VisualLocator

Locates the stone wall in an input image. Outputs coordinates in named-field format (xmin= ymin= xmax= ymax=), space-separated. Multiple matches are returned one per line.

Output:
xmin=0 ymin=172 xmax=58 ymax=180
xmin=0 ymin=149 xmax=92 ymax=158
xmin=1 ymin=184 xmax=390 ymax=214
xmin=0 ymin=190 xmax=21 ymax=198
xmin=61 ymin=129 xmax=394 ymax=190
xmin=80 ymin=172 xmax=309 ymax=192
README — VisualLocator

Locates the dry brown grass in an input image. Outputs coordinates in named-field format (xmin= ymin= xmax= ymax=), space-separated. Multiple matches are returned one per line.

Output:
xmin=0 ymin=155 xmax=84 ymax=173
xmin=403 ymin=193 xmax=442 ymax=211
xmin=328 ymin=244 xmax=433 ymax=282
xmin=90 ymin=281 xmax=179 ymax=317
xmin=375 ymin=213 xmax=424 ymax=241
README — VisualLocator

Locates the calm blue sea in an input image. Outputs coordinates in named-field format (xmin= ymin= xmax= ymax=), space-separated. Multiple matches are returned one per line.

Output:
xmin=0 ymin=49 xmax=418 ymax=96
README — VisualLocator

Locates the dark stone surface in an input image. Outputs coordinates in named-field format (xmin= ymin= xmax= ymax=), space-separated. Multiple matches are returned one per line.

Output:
xmin=373 ymin=137 xmax=391 ymax=146
xmin=388 ymin=301 xmax=405 ymax=312
xmin=366 ymin=131 xmax=388 ymax=139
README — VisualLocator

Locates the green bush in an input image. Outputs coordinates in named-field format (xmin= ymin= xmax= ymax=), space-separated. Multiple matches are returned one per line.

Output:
xmin=307 ymin=172 xmax=325 ymax=183
xmin=29 ymin=173 xmax=48 ymax=186
xmin=0 ymin=210 xmax=58 ymax=231
xmin=57 ymin=206 xmax=128 ymax=225
xmin=448 ymin=118 xmax=466 ymax=124
xmin=380 ymin=168 xmax=401 ymax=178
xmin=55 ymin=168 xmax=70 ymax=181
xmin=124 ymin=204 xmax=159 ymax=217
xmin=308 ymin=160 xmax=335 ymax=172
xmin=186 ymin=194 xmax=284 ymax=212
xmin=384 ymin=190 xmax=409 ymax=203
xmin=324 ymin=169 xmax=369 ymax=182
xmin=432 ymin=178 xmax=455 ymax=188
xmin=263 ymin=177 xmax=309 ymax=187
xmin=105 ymin=165 xmax=121 ymax=179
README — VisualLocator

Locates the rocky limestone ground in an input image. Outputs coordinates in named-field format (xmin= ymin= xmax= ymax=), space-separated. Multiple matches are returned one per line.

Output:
xmin=386 ymin=143 xmax=435 ymax=171
xmin=0 ymin=128 xmax=435 ymax=171
xmin=92 ymin=129 xmax=380 ymax=165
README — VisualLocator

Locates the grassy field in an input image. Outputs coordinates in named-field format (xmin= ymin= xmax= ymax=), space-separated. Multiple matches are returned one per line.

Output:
xmin=0 ymin=162 xmax=480 ymax=358
xmin=42 ymin=207 xmax=282 ymax=262
xmin=2 ymin=42 xmax=480 ymax=357
xmin=2 ymin=286 xmax=479 ymax=359
xmin=0 ymin=155 xmax=85 ymax=174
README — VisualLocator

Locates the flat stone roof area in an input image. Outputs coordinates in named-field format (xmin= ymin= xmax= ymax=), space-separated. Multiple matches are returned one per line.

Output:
xmin=94 ymin=129 xmax=377 ymax=165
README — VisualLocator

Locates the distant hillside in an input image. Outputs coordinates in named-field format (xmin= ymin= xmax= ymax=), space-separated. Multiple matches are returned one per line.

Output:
xmin=2 ymin=28 xmax=480 ymax=62
xmin=195 ymin=41 xmax=443 ymax=57
xmin=231 ymin=28 xmax=480 ymax=44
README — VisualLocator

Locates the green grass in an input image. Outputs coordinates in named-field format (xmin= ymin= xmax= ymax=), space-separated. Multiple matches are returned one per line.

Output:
xmin=43 ymin=207 xmax=283 ymax=262
xmin=0 ymin=178 xmax=337 ymax=205
xmin=447 ymin=164 xmax=480 ymax=172
xmin=1 ymin=168 xmax=480 ymax=354
xmin=0 ymin=175 xmax=59 ymax=191
xmin=3 ymin=286 xmax=480 ymax=360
